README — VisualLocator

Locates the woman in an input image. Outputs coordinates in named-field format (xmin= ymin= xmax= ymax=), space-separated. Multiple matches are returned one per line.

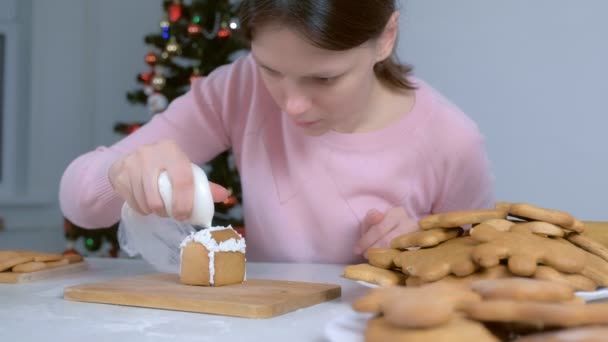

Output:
xmin=59 ymin=0 xmax=494 ymax=264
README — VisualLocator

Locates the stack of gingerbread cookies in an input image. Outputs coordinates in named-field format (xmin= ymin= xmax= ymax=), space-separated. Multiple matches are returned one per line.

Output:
xmin=344 ymin=202 xmax=608 ymax=341
xmin=0 ymin=250 xmax=83 ymax=275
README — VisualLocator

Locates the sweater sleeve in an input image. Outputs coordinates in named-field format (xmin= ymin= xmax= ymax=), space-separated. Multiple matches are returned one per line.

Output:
xmin=59 ymin=55 xmax=256 ymax=228
xmin=431 ymin=130 xmax=496 ymax=214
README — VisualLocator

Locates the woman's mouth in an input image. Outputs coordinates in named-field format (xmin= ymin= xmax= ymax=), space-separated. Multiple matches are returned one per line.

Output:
xmin=295 ymin=119 xmax=320 ymax=128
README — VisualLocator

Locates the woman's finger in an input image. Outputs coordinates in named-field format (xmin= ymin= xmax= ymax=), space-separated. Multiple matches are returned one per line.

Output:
xmin=143 ymin=167 xmax=167 ymax=217
xmin=209 ymin=182 xmax=229 ymax=203
xmin=167 ymin=164 xmax=195 ymax=221
xmin=130 ymin=167 xmax=152 ymax=215
xmin=355 ymin=213 xmax=400 ymax=254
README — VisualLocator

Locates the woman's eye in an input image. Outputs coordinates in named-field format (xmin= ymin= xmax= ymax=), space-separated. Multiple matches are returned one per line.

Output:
xmin=262 ymin=67 xmax=281 ymax=77
xmin=314 ymin=76 xmax=336 ymax=84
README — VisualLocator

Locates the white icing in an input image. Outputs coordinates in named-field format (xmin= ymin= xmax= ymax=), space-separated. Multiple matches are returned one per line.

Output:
xmin=179 ymin=225 xmax=246 ymax=285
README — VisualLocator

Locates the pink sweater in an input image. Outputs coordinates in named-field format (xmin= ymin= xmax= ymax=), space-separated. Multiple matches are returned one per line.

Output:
xmin=59 ymin=54 xmax=494 ymax=264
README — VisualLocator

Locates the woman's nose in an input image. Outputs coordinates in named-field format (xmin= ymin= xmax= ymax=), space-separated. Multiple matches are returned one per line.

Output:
xmin=283 ymin=84 xmax=312 ymax=117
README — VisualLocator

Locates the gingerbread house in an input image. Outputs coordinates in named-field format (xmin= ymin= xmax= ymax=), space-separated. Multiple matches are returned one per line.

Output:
xmin=179 ymin=226 xmax=246 ymax=286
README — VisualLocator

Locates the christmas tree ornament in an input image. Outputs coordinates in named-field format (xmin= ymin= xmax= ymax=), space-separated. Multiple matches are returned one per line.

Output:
xmin=218 ymin=28 xmax=231 ymax=38
xmin=160 ymin=16 xmax=171 ymax=39
xmin=85 ymin=235 xmax=102 ymax=252
xmin=143 ymin=85 xmax=155 ymax=96
xmin=229 ymin=17 xmax=240 ymax=30
xmin=188 ymin=22 xmax=201 ymax=36
xmin=160 ymin=51 xmax=170 ymax=61
xmin=126 ymin=124 xmax=142 ymax=134
xmin=165 ymin=36 xmax=182 ymax=55
xmin=145 ymin=52 xmax=158 ymax=65
xmin=218 ymin=20 xmax=231 ymax=38
xmin=160 ymin=16 xmax=170 ymax=30
xmin=147 ymin=92 xmax=169 ymax=113
xmin=151 ymin=74 xmax=167 ymax=90
xmin=168 ymin=0 xmax=183 ymax=22
xmin=139 ymin=72 xmax=153 ymax=84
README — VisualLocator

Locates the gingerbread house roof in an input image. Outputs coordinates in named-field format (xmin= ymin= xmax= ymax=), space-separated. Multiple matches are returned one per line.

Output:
xmin=180 ymin=225 xmax=246 ymax=254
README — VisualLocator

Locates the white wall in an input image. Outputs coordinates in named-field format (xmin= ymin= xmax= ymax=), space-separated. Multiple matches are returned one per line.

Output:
xmin=2 ymin=0 xmax=606 ymax=231
xmin=398 ymin=0 xmax=608 ymax=220
xmin=1 ymin=0 xmax=161 ymax=230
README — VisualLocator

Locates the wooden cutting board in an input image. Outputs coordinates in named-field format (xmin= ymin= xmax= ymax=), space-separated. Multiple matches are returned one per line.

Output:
xmin=0 ymin=261 xmax=88 ymax=283
xmin=64 ymin=273 xmax=341 ymax=318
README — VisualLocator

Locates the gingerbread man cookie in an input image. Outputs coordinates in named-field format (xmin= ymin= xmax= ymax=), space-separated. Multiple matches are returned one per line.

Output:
xmin=353 ymin=282 xmax=482 ymax=328
xmin=419 ymin=209 xmax=507 ymax=230
xmin=342 ymin=263 xmax=405 ymax=286
xmin=395 ymin=236 xmax=479 ymax=282
xmin=470 ymin=225 xmax=587 ymax=276
xmin=390 ymin=228 xmax=462 ymax=249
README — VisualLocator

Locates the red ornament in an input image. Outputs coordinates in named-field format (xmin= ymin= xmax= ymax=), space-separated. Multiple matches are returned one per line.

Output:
xmin=187 ymin=23 xmax=201 ymax=35
xmin=139 ymin=72 xmax=153 ymax=84
xmin=63 ymin=249 xmax=80 ymax=256
xmin=168 ymin=1 xmax=183 ymax=22
xmin=126 ymin=124 xmax=142 ymax=134
xmin=145 ymin=52 xmax=158 ymax=65
xmin=218 ymin=28 xmax=231 ymax=38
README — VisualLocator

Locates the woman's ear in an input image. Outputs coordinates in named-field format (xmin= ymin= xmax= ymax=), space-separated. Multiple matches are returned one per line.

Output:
xmin=376 ymin=11 xmax=400 ymax=62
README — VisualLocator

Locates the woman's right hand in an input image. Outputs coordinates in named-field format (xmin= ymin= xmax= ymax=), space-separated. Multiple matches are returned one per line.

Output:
xmin=108 ymin=139 xmax=228 ymax=220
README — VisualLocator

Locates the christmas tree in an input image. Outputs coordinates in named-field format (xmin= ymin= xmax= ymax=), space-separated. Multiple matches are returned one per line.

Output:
xmin=64 ymin=0 xmax=247 ymax=257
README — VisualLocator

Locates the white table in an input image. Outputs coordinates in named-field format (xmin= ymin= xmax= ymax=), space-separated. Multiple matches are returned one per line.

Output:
xmin=0 ymin=258 xmax=368 ymax=341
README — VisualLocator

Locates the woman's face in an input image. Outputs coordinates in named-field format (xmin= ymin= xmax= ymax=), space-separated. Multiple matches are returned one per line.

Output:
xmin=251 ymin=24 xmax=383 ymax=136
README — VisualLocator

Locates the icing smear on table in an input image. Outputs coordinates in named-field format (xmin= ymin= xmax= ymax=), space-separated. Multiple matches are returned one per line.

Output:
xmin=179 ymin=225 xmax=246 ymax=285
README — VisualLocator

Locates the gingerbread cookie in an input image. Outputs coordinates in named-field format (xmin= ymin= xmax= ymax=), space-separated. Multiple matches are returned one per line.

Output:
xmin=0 ymin=253 xmax=33 ymax=272
xmin=470 ymin=278 xmax=575 ymax=302
xmin=475 ymin=219 xmax=515 ymax=232
xmin=46 ymin=259 xmax=69 ymax=269
xmin=464 ymin=300 xmax=608 ymax=327
xmin=406 ymin=265 xmax=514 ymax=287
xmin=508 ymin=203 xmax=581 ymax=233
xmin=566 ymin=232 xmax=608 ymax=263
xmin=515 ymin=221 xmax=566 ymax=237
xmin=579 ymin=249 xmax=608 ymax=287
xmin=581 ymin=222 xmax=608 ymax=249
xmin=343 ymin=263 xmax=405 ymax=286
xmin=419 ymin=209 xmax=507 ymax=230
xmin=471 ymin=220 xmax=564 ymax=237
xmin=14 ymin=251 xmax=64 ymax=262
xmin=12 ymin=261 xmax=47 ymax=273
xmin=495 ymin=201 xmax=513 ymax=213
xmin=390 ymin=228 xmax=462 ymax=249
xmin=353 ymin=282 xmax=481 ymax=328
xmin=367 ymin=248 xmax=401 ymax=269
xmin=512 ymin=326 xmax=608 ymax=342
xmin=365 ymin=316 xmax=500 ymax=342
xmin=470 ymin=224 xmax=587 ymax=276
xmin=395 ymin=236 xmax=479 ymax=282
xmin=533 ymin=266 xmax=598 ymax=292
xmin=571 ymin=219 xmax=586 ymax=233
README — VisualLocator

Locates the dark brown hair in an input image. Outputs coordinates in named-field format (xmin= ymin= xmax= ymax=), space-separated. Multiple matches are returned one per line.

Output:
xmin=238 ymin=0 xmax=415 ymax=90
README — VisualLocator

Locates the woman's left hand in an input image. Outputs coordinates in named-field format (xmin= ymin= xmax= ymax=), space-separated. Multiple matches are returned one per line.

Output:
xmin=354 ymin=207 xmax=419 ymax=258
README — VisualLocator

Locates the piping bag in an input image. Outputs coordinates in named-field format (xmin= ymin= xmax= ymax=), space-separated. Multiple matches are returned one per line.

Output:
xmin=118 ymin=163 xmax=215 ymax=273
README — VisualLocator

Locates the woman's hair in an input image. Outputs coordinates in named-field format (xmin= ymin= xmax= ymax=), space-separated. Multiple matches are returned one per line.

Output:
xmin=238 ymin=0 xmax=415 ymax=90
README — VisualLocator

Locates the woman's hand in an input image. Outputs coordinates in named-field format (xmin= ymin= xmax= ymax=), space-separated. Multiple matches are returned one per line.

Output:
xmin=108 ymin=139 xmax=228 ymax=220
xmin=354 ymin=207 xmax=419 ymax=258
